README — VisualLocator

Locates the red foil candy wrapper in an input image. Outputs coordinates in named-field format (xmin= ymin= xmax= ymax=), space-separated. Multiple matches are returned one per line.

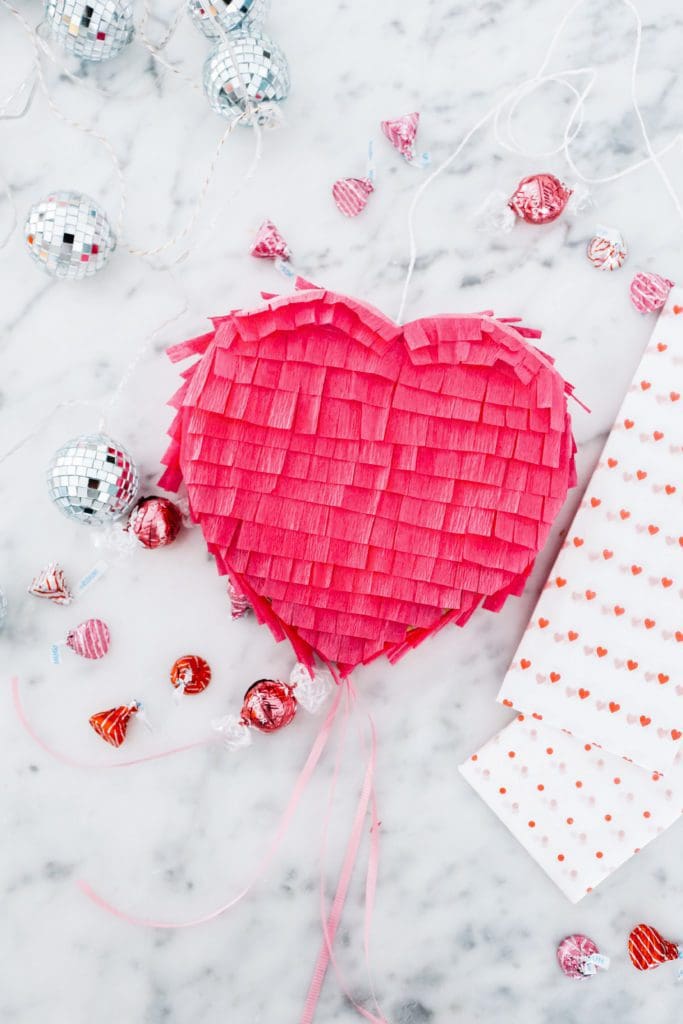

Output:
xmin=170 ymin=654 xmax=212 ymax=694
xmin=628 ymin=924 xmax=681 ymax=971
xmin=129 ymin=496 xmax=183 ymax=549
xmin=28 ymin=563 xmax=72 ymax=605
xmin=241 ymin=678 xmax=297 ymax=732
xmin=508 ymin=173 xmax=573 ymax=225
xmin=89 ymin=702 xmax=139 ymax=747
xmin=66 ymin=618 xmax=110 ymax=659
xmin=250 ymin=220 xmax=291 ymax=261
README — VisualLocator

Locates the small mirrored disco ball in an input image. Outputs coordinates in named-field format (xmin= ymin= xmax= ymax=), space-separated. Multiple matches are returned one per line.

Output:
xmin=0 ymin=588 xmax=7 ymax=630
xmin=187 ymin=0 xmax=269 ymax=37
xmin=44 ymin=0 xmax=135 ymax=62
xmin=203 ymin=28 xmax=290 ymax=124
xmin=24 ymin=191 xmax=116 ymax=280
xmin=47 ymin=434 xmax=140 ymax=525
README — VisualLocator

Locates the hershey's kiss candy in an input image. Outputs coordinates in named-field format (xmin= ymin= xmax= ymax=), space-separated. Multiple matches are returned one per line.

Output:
xmin=90 ymin=701 xmax=139 ymax=747
xmin=25 ymin=191 xmax=116 ymax=280
xmin=241 ymin=678 xmax=297 ymax=732
xmin=47 ymin=433 xmax=139 ymax=525
xmin=187 ymin=0 xmax=269 ymax=37
xmin=170 ymin=655 xmax=212 ymax=695
xmin=28 ymin=563 xmax=72 ymax=605
xmin=557 ymin=934 xmax=609 ymax=979
xmin=508 ymin=173 xmax=572 ymax=225
xmin=44 ymin=0 xmax=134 ymax=62
xmin=203 ymin=28 xmax=290 ymax=125
xmin=66 ymin=618 xmax=111 ymax=659
xmin=129 ymin=496 xmax=183 ymax=549
xmin=629 ymin=924 xmax=681 ymax=971
xmin=586 ymin=225 xmax=628 ymax=271
xmin=629 ymin=272 xmax=674 ymax=314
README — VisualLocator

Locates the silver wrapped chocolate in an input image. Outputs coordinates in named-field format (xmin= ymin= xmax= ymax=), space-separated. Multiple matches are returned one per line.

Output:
xmin=203 ymin=28 xmax=290 ymax=124
xmin=187 ymin=0 xmax=269 ymax=38
xmin=47 ymin=434 xmax=139 ymax=525
xmin=25 ymin=192 xmax=116 ymax=280
xmin=44 ymin=0 xmax=134 ymax=62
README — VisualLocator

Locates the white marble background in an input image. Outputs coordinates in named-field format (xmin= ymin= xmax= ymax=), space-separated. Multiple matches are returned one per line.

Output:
xmin=1 ymin=0 xmax=683 ymax=1021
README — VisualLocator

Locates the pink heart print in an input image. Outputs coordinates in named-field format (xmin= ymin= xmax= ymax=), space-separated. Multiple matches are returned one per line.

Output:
xmin=160 ymin=286 xmax=576 ymax=671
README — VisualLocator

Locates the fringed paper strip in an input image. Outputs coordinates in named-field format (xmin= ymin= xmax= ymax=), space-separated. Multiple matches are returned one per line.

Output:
xmin=160 ymin=284 xmax=576 ymax=672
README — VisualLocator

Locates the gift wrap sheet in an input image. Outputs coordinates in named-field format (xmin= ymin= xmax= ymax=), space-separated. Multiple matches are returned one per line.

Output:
xmin=461 ymin=289 xmax=683 ymax=901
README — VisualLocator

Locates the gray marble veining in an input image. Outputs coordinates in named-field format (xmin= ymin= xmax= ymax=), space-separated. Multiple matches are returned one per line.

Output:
xmin=1 ymin=1 xmax=683 ymax=1021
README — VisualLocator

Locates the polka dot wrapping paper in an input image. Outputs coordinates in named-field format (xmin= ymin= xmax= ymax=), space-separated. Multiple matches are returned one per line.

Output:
xmin=462 ymin=288 xmax=683 ymax=900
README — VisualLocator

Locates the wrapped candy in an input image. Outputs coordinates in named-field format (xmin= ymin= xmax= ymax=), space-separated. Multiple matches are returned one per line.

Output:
xmin=170 ymin=654 xmax=212 ymax=695
xmin=89 ymin=702 xmax=140 ymax=747
xmin=28 ymin=563 xmax=72 ymax=605
xmin=65 ymin=618 xmax=111 ymax=660
xmin=227 ymin=578 xmax=251 ymax=619
xmin=128 ymin=496 xmax=183 ymax=549
xmin=241 ymin=678 xmax=298 ymax=732
xmin=380 ymin=112 xmax=428 ymax=166
xmin=629 ymin=272 xmax=674 ymax=314
xmin=628 ymin=924 xmax=682 ymax=973
xmin=249 ymin=220 xmax=291 ymax=261
xmin=332 ymin=177 xmax=374 ymax=217
xmin=508 ymin=173 xmax=573 ymax=225
xmin=212 ymin=663 xmax=334 ymax=749
xmin=586 ymin=226 xmax=628 ymax=271
xmin=556 ymin=934 xmax=609 ymax=978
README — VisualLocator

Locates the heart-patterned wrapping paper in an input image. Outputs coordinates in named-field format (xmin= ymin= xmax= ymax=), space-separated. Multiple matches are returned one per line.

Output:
xmin=462 ymin=289 xmax=683 ymax=901
xmin=497 ymin=294 xmax=683 ymax=773
xmin=159 ymin=284 xmax=576 ymax=672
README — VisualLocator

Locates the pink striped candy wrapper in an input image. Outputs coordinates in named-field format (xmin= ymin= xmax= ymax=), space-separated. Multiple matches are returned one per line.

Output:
xmin=159 ymin=282 xmax=577 ymax=673
xmin=249 ymin=220 xmax=291 ymax=261
xmin=331 ymin=177 xmax=374 ymax=217
xmin=629 ymin=272 xmax=674 ymax=313
xmin=66 ymin=618 xmax=111 ymax=659
xmin=380 ymin=112 xmax=422 ymax=163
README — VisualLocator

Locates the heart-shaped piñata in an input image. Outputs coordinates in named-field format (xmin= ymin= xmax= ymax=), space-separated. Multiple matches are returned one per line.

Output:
xmin=160 ymin=284 xmax=576 ymax=672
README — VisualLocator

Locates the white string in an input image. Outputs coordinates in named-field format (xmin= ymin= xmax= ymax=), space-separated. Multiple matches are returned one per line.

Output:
xmin=397 ymin=0 xmax=683 ymax=322
xmin=0 ymin=0 xmax=270 ymax=267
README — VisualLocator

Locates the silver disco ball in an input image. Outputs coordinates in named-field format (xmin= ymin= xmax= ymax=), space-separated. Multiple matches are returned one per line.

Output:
xmin=47 ymin=433 xmax=140 ymax=525
xmin=187 ymin=0 xmax=269 ymax=37
xmin=44 ymin=0 xmax=135 ymax=62
xmin=25 ymin=191 xmax=116 ymax=280
xmin=203 ymin=29 xmax=290 ymax=124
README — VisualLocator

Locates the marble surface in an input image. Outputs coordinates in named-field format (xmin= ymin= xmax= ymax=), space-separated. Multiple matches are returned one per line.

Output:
xmin=2 ymin=0 xmax=683 ymax=1021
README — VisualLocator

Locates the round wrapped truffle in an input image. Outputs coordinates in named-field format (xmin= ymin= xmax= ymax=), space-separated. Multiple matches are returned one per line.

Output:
xmin=508 ymin=173 xmax=572 ymax=225
xmin=129 ymin=496 xmax=183 ymax=549
xmin=241 ymin=678 xmax=297 ymax=732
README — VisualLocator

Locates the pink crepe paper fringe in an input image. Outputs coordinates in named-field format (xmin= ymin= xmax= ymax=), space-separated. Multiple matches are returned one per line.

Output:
xmin=160 ymin=283 xmax=576 ymax=671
